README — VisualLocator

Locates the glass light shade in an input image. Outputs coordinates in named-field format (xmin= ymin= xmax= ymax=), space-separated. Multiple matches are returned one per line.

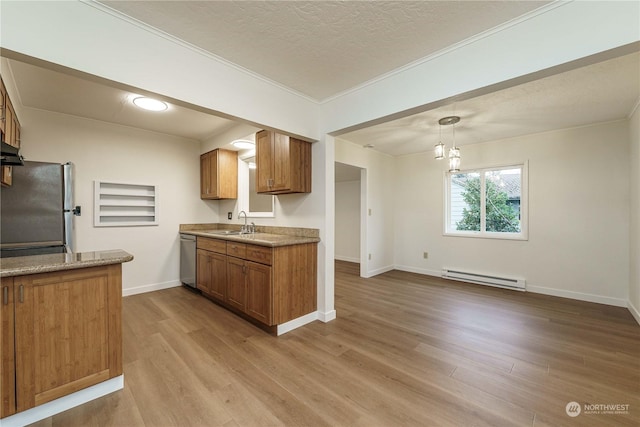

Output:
xmin=434 ymin=141 xmax=445 ymax=160
xmin=449 ymin=156 xmax=460 ymax=172
xmin=132 ymin=97 xmax=168 ymax=111
xmin=232 ymin=140 xmax=255 ymax=150
xmin=448 ymin=146 xmax=460 ymax=159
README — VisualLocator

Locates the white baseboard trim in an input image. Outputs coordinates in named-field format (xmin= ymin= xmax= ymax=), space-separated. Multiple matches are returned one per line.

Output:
xmin=0 ymin=376 xmax=123 ymax=427
xmin=628 ymin=300 xmax=640 ymax=325
xmin=527 ymin=285 xmax=627 ymax=307
xmin=394 ymin=265 xmax=442 ymax=278
xmin=334 ymin=255 xmax=360 ymax=263
xmin=122 ymin=280 xmax=181 ymax=297
xmin=318 ymin=309 xmax=337 ymax=323
xmin=361 ymin=264 xmax=394 ymax=278
xmin=394 ymin=264 xmax=629 ymax=308
xmin=277 ymin=311 xmax=318 ymax=335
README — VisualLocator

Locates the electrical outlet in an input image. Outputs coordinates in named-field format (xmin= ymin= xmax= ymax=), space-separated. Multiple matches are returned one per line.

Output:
xmin=423 ymin=252 xmax=429 ymax=259
xmin=368 ymin=253 xmax=372 ymax=260
xmin=227 ymin=212 xmax=232 ymax=220
xmin=368 ymin=208 xmax=372 ymax=216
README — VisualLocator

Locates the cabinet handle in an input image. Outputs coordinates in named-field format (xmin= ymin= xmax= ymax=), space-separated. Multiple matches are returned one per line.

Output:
xmin=2 ymin=286 xmax=7 ymax=305
xmin=242 ymin=265 xmax=246 ymax=274
xmin=19 ymin=284 xmax=24 ymax=303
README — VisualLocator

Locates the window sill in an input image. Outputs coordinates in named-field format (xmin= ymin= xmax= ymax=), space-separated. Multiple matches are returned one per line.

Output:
xmin=443 ymin=231 xmax=528 ymax=241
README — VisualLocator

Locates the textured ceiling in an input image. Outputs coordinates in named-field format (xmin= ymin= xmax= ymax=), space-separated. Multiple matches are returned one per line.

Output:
xmin=7 ymin=59 xmax=235 ymax=141
xmin=339 ymin=52 xmax=640 ymax=156
xmin=100 ymin=0 xmax=550 ymax=101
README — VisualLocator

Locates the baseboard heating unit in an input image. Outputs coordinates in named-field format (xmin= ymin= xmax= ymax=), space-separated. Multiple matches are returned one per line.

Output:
xmin=442 ymin=269 xmax=526 ymax=291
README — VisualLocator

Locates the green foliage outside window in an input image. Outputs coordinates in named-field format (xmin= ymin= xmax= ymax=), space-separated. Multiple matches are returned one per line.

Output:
xmin=456 ymin=177 xmax=520 ymax=233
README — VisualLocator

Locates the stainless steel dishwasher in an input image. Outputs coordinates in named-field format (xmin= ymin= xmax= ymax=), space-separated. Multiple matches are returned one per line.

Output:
xmin=180 ymin=233 xmax=196 ymax=288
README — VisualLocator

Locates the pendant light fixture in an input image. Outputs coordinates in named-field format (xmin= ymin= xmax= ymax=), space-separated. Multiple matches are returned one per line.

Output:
xmin=434 ymin=116 xmax=461 ymax=172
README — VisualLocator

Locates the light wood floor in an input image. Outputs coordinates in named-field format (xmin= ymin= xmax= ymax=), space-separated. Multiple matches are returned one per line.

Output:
xmin=30 ymin=261 xmax=639 ymax=426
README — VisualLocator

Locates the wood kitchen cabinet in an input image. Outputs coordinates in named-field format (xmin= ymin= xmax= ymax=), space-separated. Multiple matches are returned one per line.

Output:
xmin=226 ymin=256 xmax=247 ymax=312
xmin=0 ymin=77 xmax=7 ymax=136
xmin=200 ymin=148 xmax=238 ymax=199
xmin=244 ymin=261 xmax=272 ymax=324
xmin=196 ymin=236 xmax=316 ymax=328
xmin=1 ymin=76 xmax=21 ymax=188
xmin=1 ymin=265 xmax=123 ymax=418
xmin=1 ymin=277 xmax=16 ymax=418
xmin=255 ymin=130 xmax=311 ymax=194
xmin=197 ymin=249 xmax=227 ymax=301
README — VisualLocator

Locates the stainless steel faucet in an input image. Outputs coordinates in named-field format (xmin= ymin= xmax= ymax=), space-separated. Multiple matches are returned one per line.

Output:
xmin=238 ymin=210 xmax=248 ymax=233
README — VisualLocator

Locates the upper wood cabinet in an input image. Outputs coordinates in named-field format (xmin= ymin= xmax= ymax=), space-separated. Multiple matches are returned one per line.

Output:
xmin=0 ymin=78 xmax=7 ymax=136
xmin=1 ymin=76 xmax=20 ymax=188
xmin=255 ymin=130 xmax=311 ymax=194
xmin=200 ymin=148 xmax=238 ymax=200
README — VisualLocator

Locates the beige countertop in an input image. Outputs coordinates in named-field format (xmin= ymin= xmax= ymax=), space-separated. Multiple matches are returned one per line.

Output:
xmin=180 ymin=223 xmax=320 ymax=247
xmin=0 ymin=249 xmax=134 ymax=278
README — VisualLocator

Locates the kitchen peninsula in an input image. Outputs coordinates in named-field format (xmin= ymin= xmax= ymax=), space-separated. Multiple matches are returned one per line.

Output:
xmin=180 ymin=223 xmax=319 ymax=335
xmin=1 ymin=249 xmax=133 ymax=425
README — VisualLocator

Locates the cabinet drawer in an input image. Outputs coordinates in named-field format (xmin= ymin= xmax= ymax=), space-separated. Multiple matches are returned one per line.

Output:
xmin=226 ymin=242 xmax=246 ymax=258
xmin=197 ymin=237 xmax=226 ymax=254
xmin=246 ymin=244 xmax=272 ymax=265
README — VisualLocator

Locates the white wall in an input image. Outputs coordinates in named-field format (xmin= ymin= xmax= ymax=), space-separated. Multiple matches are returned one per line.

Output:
xmin=393 ymin=121 xmax=631 ymax=306
xmin=629 ymin=105 xmax=640 ymax=322
xmin=17 ymin=108 xmax=217 ymax=295
xmin=335 ymin=139 xmax=395 ymax=277
xmin=335 ymin=179 xmax=360 ymax=263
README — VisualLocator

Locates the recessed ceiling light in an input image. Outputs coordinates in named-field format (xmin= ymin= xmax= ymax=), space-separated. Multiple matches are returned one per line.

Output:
xmin=364 ymin=144 xmax=375 ymax=149
xmin=132 ymin=96 xmax=168 ymax=112
xmin=232 ymin=139 xmax=255 ymax=150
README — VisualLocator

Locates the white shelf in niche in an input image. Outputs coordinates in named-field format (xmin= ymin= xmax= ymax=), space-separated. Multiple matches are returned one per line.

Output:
xmin=94 ymin=181 xmax=158 ymax=227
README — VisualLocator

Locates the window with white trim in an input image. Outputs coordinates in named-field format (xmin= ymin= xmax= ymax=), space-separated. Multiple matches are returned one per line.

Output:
xmin=445 ymin=164 xmax=527 ymax=240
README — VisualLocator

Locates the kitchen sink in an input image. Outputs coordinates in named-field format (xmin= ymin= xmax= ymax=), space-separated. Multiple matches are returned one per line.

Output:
xmin=207 ymin=230 xmax=242 ymax=235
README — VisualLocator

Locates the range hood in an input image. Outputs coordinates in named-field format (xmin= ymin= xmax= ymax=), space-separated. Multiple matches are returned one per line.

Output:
xmin=1 ymin=141 xmax=24 ymax=166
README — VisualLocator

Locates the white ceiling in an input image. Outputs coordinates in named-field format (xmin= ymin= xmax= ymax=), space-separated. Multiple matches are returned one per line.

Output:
xmin=6 ymin=59 xmax=236 ymax=141
xmin=4 ymin=1 xmax=639 ymax=156
xmin=340 ymin=52 xmax=640 ymax=156
xmin=99 ymin=0 xmax=550 ymax=101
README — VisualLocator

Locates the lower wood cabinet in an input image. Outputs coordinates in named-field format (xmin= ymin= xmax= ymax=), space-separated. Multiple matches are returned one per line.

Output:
xmin=197 ymin=249 xmax=226 ymax=301
xmin=1 ymin=265 xmax=123 ymax=418
xmin=196 ymin=237 xmax=316 ymax=327
xmin=226 ymin=256 xmax=247 ymax=312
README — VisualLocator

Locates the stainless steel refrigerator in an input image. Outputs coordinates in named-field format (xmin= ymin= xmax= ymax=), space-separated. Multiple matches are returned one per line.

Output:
xmin=1 ymin=161 xmax=77 ymax=258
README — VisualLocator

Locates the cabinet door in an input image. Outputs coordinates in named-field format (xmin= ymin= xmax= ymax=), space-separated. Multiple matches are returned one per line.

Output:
xmin=1 ymin=277 xmax=16 ymax=418
xmin=4 ymin=97 xmax=15 ymax=147
xmin=226 ymin=257 xmax=246 ymax=312
xmin=200 ymin=152 xmax=212 ymax=198
xmin=208 ymin=252 xmax=227 ymax=301
xmin=217 ymin=149 xmax=237 ymax=199
xmin=196 ymin=249 xmax=212 ymax=295
xmin=245 ymin=261 xmax=272 ymax=325
xmin=14 ymin=266 xmax=122 ymax=412
xmin=270 ymin=132 xmax=291 ymax=193
xmin=1 ymin=166 xmax=12 ymax=187
xmin=255 ymin=130 xmax=273 ymax=193
xmin=0 ymin=77 xmax=6 ymax=135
